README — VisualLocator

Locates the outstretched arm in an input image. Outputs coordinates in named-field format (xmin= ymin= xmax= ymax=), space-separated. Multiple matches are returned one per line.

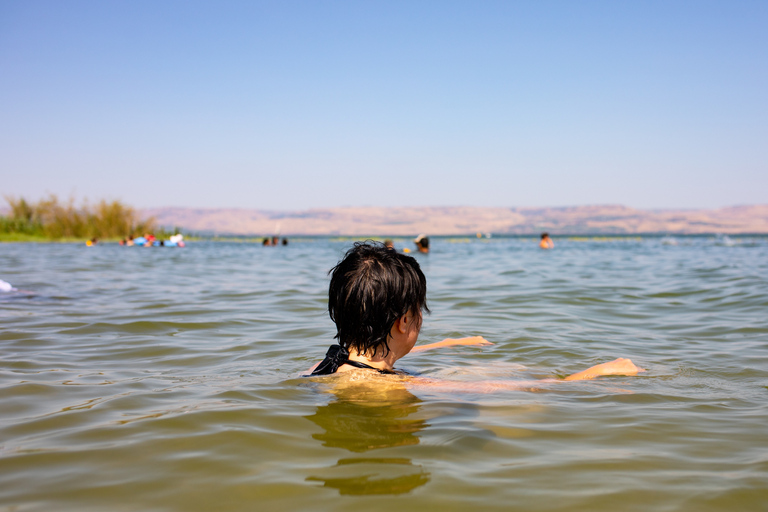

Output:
xmin=563 ymin=358 xmax=645 ymax=381
xmin=411 ymin=336 xmax=492 ymax=353
xmin=404 ymin=357 xmax=644 ymax=393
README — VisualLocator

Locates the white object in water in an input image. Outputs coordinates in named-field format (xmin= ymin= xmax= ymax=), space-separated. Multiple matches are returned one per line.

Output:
xmin=169 ymin=234 xmax=184 ymax=244
xmin=0 ymin=279 xmax=16 ymax=292
xmin=661 ymin=236 xmax=678 ymax=246
xmin=719 ymin=234 xmax=736 ymax=246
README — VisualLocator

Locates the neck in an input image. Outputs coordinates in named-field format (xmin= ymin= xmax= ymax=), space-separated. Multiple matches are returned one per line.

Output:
xmin=347 ymin=348 xmax=398 ymax=372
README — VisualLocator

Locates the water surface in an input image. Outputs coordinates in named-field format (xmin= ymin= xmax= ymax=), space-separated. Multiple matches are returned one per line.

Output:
xmin=1 ymin=236 xmax=767 ymax=511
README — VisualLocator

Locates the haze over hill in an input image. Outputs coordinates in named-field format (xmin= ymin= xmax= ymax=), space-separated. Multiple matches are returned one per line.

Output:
xmin=141 ymin=204 xmax=768 ymax=236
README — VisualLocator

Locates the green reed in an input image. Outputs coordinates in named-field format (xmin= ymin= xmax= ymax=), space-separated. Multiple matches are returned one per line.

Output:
xmin=1 ymin=195 xmax=159 ymax=241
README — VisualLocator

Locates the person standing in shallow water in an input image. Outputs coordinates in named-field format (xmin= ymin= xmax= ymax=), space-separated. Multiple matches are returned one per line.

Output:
xmin=414 ymin=234 xmax=429 ymax=253
xmin=310 ymin=241 xmax=643 ymax=384
xmin=540 ymin=232 xmax=554 ymax=249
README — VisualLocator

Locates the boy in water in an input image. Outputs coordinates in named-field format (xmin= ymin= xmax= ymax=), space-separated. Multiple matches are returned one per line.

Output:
xmin=311 ymin=241 xmax=641 ymax=383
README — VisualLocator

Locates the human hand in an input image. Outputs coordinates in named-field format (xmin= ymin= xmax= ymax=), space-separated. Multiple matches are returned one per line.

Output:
xmin=443 ymin=336 xmax=493 ymax=347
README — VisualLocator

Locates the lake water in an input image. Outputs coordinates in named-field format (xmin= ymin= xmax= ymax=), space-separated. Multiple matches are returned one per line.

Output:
xmin=1 ymin=236 xmax=767 ymax=511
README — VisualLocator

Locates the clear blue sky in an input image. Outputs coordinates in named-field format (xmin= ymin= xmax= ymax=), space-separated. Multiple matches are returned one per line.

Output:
xmin=2 ymin=0 xmax=766 ymax=210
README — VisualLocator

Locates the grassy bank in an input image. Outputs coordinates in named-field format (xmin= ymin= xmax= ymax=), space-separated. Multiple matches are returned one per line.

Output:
xmin=1 ymin=196 xmax=161 ymax=241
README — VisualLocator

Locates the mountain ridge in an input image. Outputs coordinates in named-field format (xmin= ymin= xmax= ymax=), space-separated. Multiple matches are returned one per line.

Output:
xmin=140 ymin=204 xmax=768 ymax=236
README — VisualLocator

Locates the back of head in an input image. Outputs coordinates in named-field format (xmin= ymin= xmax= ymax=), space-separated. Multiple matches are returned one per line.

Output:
xmin=328 ymin=241 xmax=429 ymax=357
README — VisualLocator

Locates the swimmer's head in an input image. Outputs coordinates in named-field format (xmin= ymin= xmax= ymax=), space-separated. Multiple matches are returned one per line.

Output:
xmin=541 ymin=232 xmax=549 ymax=239
xmin=328 ymin=241 xmax=429 ymax=358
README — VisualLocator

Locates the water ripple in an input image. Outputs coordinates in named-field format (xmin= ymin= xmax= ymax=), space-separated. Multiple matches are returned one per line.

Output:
xmin=0 ymin=238 xmax=767 ymax=511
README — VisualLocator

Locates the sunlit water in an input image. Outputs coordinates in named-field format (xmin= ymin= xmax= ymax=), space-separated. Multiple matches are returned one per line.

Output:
xmin=1 ymin=236 xmax=767 ymax=511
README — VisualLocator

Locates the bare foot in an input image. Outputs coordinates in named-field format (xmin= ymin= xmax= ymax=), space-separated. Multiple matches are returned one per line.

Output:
xmin=595 ymin=358 xmax=645 ymax=376
xmin=563 ymin=357 xmax=646 ymax=381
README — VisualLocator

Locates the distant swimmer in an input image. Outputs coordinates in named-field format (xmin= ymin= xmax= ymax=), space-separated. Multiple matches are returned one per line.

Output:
xmin=120 ymin=234 xmax=184 ymax=248
xmin=166 ymin=234 xmax=185 ymax=247
xmin=384 ymin=239 xmax=395 ymax=250
xmin=0 ymin=279 xmax=17 ymax=292
xmin=539 ymin=232 xmax=554 ymax=249
xmin=414 ymin=234 xmax=429 ymax=253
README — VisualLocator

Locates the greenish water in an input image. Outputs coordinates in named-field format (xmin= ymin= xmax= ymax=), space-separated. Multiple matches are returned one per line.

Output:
xmin=1 ymin=236 xmax=767 ymax=511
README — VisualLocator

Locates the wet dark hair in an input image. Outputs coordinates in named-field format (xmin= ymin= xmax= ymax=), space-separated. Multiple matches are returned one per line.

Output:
xmin=541 ymin=232 xmax=549 ymax=239
xmin=328 ymin=241 xmax=429 ymax=357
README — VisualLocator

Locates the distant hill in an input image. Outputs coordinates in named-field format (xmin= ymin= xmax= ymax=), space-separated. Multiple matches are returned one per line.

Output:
xmin=139 ymin=204 xmax=768 ymax=236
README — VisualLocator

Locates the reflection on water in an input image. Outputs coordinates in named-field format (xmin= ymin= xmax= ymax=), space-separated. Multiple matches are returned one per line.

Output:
xmin=306 ymin=458 xmax=430 ymax=496
xmin=305 ymin=379 xmax=431 ymax=495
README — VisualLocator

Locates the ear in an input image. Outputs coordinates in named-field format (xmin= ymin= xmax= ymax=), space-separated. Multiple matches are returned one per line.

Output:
xmin=395 ymin=313 xmax=410 ymax=334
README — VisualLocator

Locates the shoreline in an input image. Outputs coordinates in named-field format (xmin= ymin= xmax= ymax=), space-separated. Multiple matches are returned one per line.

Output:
xmin=3 ymin=233 xmax=767 ymax=244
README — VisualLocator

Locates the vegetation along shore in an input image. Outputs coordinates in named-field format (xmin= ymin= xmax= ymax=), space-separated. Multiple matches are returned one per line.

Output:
xmin=0 ymin=196 xmax=161 ymax=242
